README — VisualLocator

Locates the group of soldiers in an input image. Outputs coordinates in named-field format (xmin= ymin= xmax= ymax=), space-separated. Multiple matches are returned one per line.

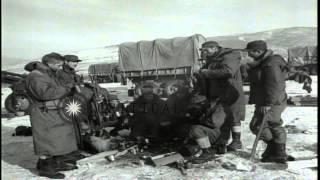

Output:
xmin=126 ymin=40 xmax=297 ymax=164
xmin=24 ymin=40 xmax=312 ymax=178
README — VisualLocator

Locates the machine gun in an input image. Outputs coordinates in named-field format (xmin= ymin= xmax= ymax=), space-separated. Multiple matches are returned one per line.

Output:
xmin=85 ymin=76 xmax=123 ymax=135
xmin=2 ymin=71 xmax=27 ymax=84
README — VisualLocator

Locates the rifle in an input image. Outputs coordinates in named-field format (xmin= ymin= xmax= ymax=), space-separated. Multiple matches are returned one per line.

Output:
xmin=89 ymin=76 xmax=105 ymax=133
xmin=250 ymin=111 xmax=269 ymax=162
xmin=88 ymin=76 xmax=123 ymax=135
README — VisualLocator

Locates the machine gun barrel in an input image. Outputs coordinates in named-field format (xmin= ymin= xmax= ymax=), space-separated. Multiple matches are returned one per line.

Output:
xmin=1 ymin=71 xmax=27 ymax=84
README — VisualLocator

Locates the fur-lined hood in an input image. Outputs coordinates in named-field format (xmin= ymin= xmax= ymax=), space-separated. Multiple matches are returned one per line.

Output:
xmin=247 ymin=50 xmax=274 ymax=68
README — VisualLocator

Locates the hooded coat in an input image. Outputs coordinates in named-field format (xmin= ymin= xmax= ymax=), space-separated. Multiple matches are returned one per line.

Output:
xmin=25 ymin=63 xmax=78 ymax=156
xmin=200 ymin=48 xmax=246 ymax=124
xmin=57 ymin=64 xmax=81 ymax=86
xmin=245 ymin=50 xmax=287 ymax=105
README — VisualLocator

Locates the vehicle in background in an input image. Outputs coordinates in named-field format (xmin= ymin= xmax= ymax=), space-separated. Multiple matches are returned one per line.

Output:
xmin=118 ymin=34 xmax=206 ymax=98
xmin=288 ymin=45 xmax=317 ymax=75
xmin=88 ymin=62 xmax=125 ymax=84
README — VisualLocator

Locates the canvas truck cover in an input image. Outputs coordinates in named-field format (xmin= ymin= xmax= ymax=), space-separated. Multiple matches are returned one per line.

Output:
xmin=288 ymin=45 xmax=317 ymax=66
xmin=118 ymin=34 xmax=206 ymax=72
xmin=88 ymin=62 xmax=120 ymax=75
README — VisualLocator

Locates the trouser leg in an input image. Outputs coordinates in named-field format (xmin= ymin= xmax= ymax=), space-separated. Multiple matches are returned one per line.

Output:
xmin=189 ymin=125 xmax=221 ymax=147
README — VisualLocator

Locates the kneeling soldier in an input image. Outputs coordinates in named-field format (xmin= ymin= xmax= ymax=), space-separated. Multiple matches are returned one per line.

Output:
xmin=179 ymin=95 xmax=226 ymax=163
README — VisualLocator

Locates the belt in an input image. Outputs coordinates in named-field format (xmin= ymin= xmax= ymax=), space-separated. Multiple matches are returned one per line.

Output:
xmin=37 ymin=99 xmax=61 ymax=110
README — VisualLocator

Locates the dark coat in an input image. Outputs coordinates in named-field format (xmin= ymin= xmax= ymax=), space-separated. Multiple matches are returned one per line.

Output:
xmin=57 ymin=64 xmax=81 ymax=87
xmin=127 ymin=94 xmax=167 ymax=138
xmin=25 ymin=63 xmax=78 ymax=156
xmin=200 ymin=48 xmax=246 ymax=122
xmin=246 ymin=50 xmax=287 ymax=105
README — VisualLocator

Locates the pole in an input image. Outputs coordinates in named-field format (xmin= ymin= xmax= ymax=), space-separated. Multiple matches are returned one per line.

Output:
xmin=250 ymin=111 xmax=270 ymax=162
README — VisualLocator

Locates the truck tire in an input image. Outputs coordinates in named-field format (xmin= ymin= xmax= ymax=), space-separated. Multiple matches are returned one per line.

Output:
xmin=5 ymin=94 xmax=31 ymax=114
xmin=5 ymin=93 xmax=17 ymax=113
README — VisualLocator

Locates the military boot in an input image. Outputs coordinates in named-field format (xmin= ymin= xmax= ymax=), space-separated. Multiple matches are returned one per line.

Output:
xmin=54 ymin=151 xmax=86 ymax=165
xmin=191 ymin=136 xmax=216 ymax=164
xmin=36 ymin=158 xmax=65 ymax=179
xmin=261 ymin=143 xmax=288 ymax=164
xmin=261 ymin=141 xmax=275 ymax=161
xmin=191 ymin=148 xmax=216 ymax=164
xmin=227 ymin=132 xmax=242 ymax=151
xmin=53 ymin=156 xmax=78 ymax=171
xmin=215 ymin=143 xmax=227 ymax=154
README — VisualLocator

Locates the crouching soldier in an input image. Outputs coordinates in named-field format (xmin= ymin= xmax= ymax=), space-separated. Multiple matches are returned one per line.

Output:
xmin=243 ymin=40 xmax=289 ymax=163
xmin=126 ymin=82 xmax=167 ymax=142
xmin=25 ymin=53 xmax=78 ymax=178
xmin=175 ymin=95 xmax=225 ymax=164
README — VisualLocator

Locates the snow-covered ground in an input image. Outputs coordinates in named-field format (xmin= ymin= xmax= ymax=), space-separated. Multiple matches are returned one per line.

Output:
xmin=1 ymin=76 xmax=317 ymax=179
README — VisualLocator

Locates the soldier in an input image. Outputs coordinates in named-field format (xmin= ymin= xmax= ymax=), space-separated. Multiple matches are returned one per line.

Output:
xmin=58 ymin=54 xmax=82 ymax=86
xmin=197 ymin=41 xmax=246 ymax=153
xmin=126 ymin=82 xmax=167 ymax=141
xmin=243 ymin=40 xmax=288 ymax=163
xmin=25 ymin=53 xmax=78 ymax=178
xmin=56 ymin=54 xmax=90 ymax=155
xmin=182 ymin=94 xmax=226 ymax=163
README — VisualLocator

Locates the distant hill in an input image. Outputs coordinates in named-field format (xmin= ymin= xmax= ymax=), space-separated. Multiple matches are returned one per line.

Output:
xmin=207 ymin=27 xmax=317 ymax=58
xmin=2 ymin=27 xmax=317 ymax=74
xmin=1 ymin=56 xmax=28 ymax=70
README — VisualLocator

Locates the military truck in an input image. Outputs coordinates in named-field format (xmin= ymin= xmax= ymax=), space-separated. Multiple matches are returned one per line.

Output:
xmin=118 ymin=34 xmax=206 ymax=97
xmin=287 ymin=45 xmax=317 ymax=75
xmin=88 ymin=62 xmax=125 ymax=84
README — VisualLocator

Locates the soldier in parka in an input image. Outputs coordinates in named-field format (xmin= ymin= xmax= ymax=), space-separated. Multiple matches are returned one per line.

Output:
xmin=242 ymin=40 xmax=289 ymax=163
xmin=242 ymin=40 xmax=314 ymax=163
xmin=126 ymin=82 xmax=167 ymax=141
xmin=57 ymin=55 xmax=82 ymax=85
xmin=196 ymin=41 xmax=246 ymax=153
xmin=183 ymin=95 xmax=226 ymax=163
xmin=56 ymin=54 xmax=120 ymax=153
xmin=25 ymin=53 xmax=78 ymax=179
xmin=160 ymin=85 xmax=226 ymax=163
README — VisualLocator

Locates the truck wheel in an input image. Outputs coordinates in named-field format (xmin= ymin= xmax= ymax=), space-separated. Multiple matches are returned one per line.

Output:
xmin=5 ymin=94 xmax=31 ymax=114
xmin=4 ymin=93 xmax=17 ymax=113
xmin=15 ymin=95 xmax=31 ymax=114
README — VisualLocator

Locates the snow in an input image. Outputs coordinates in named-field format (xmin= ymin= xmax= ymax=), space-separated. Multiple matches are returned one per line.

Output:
xmin=1 ymin=76 xmax=318 ymax=179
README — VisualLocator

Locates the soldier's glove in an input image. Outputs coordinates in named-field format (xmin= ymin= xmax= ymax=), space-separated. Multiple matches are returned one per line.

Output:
xmin=259 ymin=106 xmax=271 ymax=115
xmin=69 ymin=86 xmax=78 ymax=96
xmin=303 ymin=81 xmax=312 ymax=93
xmin=80 ymin=122 xmax=90 ymax=131
xmin=199 ymin=69 xmax=210 ymax=78
xmin=302 ymin=77 xmax=312 ymax=93
xmin=93 ymin=95 xmax=104 ymax=103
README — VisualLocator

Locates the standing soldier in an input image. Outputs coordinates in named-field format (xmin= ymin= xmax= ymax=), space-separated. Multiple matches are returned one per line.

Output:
xmin=25 ymin=53 xmax=78 ymax=178
xmin=243 ymin=40 xmax=288 ymax=163
xmin=58 ymin=54 xmax=82 ymax=86
xmin=57 ymin=54 xmax=90 ymax=154
xmin=198 ymin=41 xmax=245 ymax=153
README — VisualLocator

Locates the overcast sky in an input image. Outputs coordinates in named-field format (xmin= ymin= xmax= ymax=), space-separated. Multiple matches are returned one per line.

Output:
xmin=2 ymin=0 xmax=317 ymax=59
